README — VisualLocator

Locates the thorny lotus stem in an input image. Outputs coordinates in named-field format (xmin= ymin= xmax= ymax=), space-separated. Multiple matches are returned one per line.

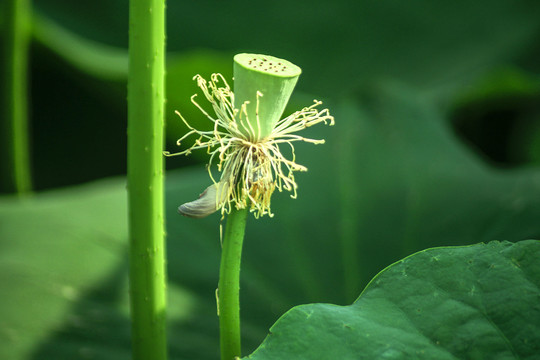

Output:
xmin=127 ymin=0 xmax=167 ymax=359
xmin=1 ymin=0 xmax=32 ymax=194
xmin=218 ymin=207 xmax=249 ymax=360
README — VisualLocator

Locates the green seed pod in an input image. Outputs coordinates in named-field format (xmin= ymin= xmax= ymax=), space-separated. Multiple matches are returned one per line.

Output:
xmin=233 ymin=53 xmax=301 ymax=141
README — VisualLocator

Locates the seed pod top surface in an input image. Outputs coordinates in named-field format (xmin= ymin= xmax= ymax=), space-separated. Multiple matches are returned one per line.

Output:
xmin=233 ymin=54 xmax=301 ymax=140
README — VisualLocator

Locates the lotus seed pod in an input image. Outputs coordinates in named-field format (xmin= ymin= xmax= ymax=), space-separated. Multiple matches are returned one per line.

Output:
xmin=233 ymin=53 xmax=301 ymax=141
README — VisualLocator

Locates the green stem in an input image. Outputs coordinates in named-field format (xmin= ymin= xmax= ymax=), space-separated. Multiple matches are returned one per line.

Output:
xmin=127 ymin=0 xmax=167 ymax=359
xmin=1 ymin=0 xmax=32 ymax=194
xmin=218 ymin=207 xmax=249 ymax=360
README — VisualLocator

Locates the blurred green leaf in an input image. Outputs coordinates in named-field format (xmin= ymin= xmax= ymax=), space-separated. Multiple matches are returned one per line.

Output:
xmin=26 ymin=1 xmax=540 ymax=188
xmin=34 ymin=0 xmax=540 ymax=97
xmin=454 ymin=67 xmax=540 ymax=105
xmin=0 ymin=179 xmax=129 ymax=359
xmin=2 ymin=83 xmax=540 ymax=359
xmin=245 ymin=240 xmax=540 ymax=360
xmin=450 ymin=67 xmax=540 ymax=166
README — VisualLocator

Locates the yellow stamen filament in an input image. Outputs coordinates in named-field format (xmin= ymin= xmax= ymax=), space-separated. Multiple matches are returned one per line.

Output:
xmin=164 ymin=73 xmax=334 ymax=218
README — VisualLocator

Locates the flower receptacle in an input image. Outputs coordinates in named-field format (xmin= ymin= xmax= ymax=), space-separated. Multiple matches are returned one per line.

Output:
xmin=233 ymin=53 xmax=301 ymax=141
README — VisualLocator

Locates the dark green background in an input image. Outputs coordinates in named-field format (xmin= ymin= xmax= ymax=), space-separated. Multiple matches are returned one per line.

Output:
xmin=1 ymin=0 xmax=540 ymax=359
xmin=5 ymin=0 xmax=539 ymax=191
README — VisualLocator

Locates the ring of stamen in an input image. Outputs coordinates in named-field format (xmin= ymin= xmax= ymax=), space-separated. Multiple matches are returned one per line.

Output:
xmin=164 ymin=74 xmax=334 ymax=218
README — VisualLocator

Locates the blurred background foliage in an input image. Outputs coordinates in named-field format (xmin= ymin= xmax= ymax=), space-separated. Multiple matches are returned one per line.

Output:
xmin=1 ymin=0 xmax=540 ymax=359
